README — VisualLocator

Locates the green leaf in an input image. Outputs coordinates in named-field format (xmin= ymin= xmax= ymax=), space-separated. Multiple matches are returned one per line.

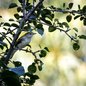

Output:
xmin=39 ymin=50 xmax=47 ymax=57
xmin=36 ymin=24 xmax=44 ymax=35
xmin=33 ymin=0 xmax=36 ymax=2
xmin=34 ymin=59 xmax=43 ymax=71
xmin=3 ymin=27 xmax=7 ymax=30
xmin=62 ymin=22 xmax=69 ymax=28
xmin=29 ymin=15 xmax=36 ymax=20
xmin=78 ymin=35 xmax=86 ymax=39
xmin=26 ymin=74 xmax=39 ymax=85
xmin=63 ymin=3 xmax=66 ymax=8
xmin=1 ymin=70 xmax=21 ymax=86
xmin=83 ymin=19 xmax=86 ymax=26
xmin=4 ymin=23 xmax=10 ymax=27
xmin=43 ymin=19 xmax=52 ymax=25
xmin=13 ymin=61 xmax=22 ymax=67
xmin=11 ymin=23 xmax=19 ymax=28
xmin=0 ymin=44 xmax=4 ymax=50
xmin=18 ymin=0 xmax=23 ymax=3
xmin=44 ymin=47 xmax=49 ymax=52
xmin=30 ymin=75 xmax=39 ymax=80
xmin=74 ymin=15 xmax=80 ymax=20
xmin=73 ymin=43 xmax=80 ymax=50
xmin=66 ymin=15 xmax=72 ymax=22
xmin=41 ymin=9 xmax=51 ymax=17
xmin=82 ymin=5 xmax=86 ymax=12
xmin=36 ymin=24 xmax=43 ymax=29
xmin=37 ymin=28 xmax=44 ymax=35
xmin=29 ymin=78 xmax=35 ymax=85
xmin=51 ymin=14 xmax=54 ymax=19
xmin=9 ymin=3 xmax=17 ymax=9
xmin=46 ymin=14 xmax=54 ymax=20
xmin=28 ymin=63 xmax=36 ymax=74
xmin=38 ymin=65 xmax=42 ymax=71
xmin=45 ymin=20 xmax=52 ymax=25
xmin=17 ymin=7 xmax=22 ymax=12
xmin=48 ymin=26 xmax=56 ymax=32
xmin=73 ymin=27 xmax=78 ymax=32
xmin=14 ymin=13 xmax=20 ymax=20
xmin=80 ymin=17 xmax=84 ymax=21
xmin=9 ymin=18 xmax=14 ymax=21
xmin=0 ymin=15 xmax=2 ymax=18
xmin=69 ymin=3 xmax=73 ymax=9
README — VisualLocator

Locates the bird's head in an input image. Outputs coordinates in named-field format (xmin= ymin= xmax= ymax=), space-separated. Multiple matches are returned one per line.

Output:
xmin=25 ymin=32 xmax=36 ymax=38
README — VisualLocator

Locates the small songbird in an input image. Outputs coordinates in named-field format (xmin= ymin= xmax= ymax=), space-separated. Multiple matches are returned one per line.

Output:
xmin=15 ymin=32 xmax=36 ymax=49
xmin=10 ymin=32 xmax=36 ymax=58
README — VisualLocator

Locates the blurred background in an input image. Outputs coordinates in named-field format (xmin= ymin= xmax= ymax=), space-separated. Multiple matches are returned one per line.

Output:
xmin=0 ymin=0 xmax=86 ymax=86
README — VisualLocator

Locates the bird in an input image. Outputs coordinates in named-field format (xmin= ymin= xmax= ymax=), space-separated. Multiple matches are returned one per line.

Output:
xmin=10 ymin=32 xmax=36 ymax=58
xmin=15 ymin=32 xmax=36 ymax=49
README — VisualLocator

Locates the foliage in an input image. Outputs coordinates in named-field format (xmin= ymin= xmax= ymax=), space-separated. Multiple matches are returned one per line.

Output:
xmin=0 ymin=0 xmax=86 ymax=86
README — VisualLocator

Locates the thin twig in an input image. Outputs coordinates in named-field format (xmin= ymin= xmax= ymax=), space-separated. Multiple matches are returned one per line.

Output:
xmin=22 ymin=0 xmax=26 ymax=19
xmin=0 ymin=27 xmax=17 ymax=38
xmin=50 ymin=9 xmax=86 ymax=15
xmin=37 ymin=21 xmax=77 ymax=42
xmin=20 ymin=48 xmax=41 ymax=59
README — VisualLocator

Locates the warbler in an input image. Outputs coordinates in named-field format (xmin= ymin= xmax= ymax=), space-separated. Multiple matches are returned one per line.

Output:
xmin=15 ymin=32 xmax=36 ymax=49
xmin=10 ymin=32 xmax=36 ymax=58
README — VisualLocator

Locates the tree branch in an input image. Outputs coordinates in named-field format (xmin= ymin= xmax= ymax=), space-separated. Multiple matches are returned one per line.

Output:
xmin=38 ymin=21 xmax=78 ymax=42
xmin=50 ymin=9 xmax=86 ymax=15
xmin=3 ymin=0 xmax=44 ymax=64
xmin=20 ymin=48 xmax=41 ymax=59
